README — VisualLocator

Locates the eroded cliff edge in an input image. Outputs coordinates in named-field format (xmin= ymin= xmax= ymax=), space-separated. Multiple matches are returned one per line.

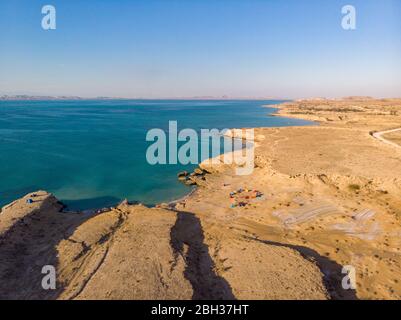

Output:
xmin=2 ymin=98 xmax=401 ymax=300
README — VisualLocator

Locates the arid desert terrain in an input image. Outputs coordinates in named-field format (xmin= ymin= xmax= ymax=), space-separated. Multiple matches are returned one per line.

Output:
xmin=1 ymin=97 xmax=401 ymax=300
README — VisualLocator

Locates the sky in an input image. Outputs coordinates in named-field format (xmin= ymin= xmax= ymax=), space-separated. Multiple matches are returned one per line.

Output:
xmin=0 ymin=0 xmax=400 ymax=99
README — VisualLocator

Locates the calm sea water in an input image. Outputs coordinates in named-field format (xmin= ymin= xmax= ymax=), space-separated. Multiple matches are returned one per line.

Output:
xmin=0 ymin=100 xmax=311 ymax=210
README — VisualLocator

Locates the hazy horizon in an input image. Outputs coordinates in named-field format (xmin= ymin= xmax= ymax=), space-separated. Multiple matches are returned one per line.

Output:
xmin=1 ymin=0 xmax=400 ymax=99
xmin=1 ymin=92 xmax=401 ymax=101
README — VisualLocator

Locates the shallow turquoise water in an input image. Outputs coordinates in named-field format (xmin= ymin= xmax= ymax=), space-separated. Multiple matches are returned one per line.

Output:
xmin=0 ymin=100 xmax=311 ymax=210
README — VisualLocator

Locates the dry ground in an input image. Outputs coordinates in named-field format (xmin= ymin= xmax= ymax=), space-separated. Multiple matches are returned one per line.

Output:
xmin=1 ymin=98 xmax=401 ymax=299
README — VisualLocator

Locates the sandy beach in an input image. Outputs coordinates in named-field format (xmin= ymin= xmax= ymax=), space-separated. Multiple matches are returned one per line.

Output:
xmin=1 ymin=97 xmax=401 ymax=300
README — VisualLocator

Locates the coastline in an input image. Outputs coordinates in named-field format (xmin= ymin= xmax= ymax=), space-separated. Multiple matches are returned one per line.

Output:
xmin=0 ymin=99 xmax=296 ymax=210
xmin=2 ymin=97 xmax=401 ymax=299
xmin=38 ymin=101 xmax=301 ymax=213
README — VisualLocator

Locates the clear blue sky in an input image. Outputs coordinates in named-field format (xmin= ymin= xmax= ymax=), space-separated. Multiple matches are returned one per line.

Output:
xmin=0 ymin=0 xmax=400 ymax=98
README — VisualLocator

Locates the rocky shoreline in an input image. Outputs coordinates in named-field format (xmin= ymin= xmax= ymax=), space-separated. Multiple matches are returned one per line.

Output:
xmin=1 ymin=97 xmax=401 ymax=300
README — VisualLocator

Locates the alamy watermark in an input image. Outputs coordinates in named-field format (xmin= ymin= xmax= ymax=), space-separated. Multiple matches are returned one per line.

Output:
xmin=41 ymin=5 xmax=56 ymax=30
xmin=146 ymin=121 xmax=255 ymax=175
xmin=40 ymin=4 xmax=357 ymax=32
xmin=41 ymin=265 xmax=56 ymax=290
xmin=341 ymin=265 xmax=357 ymax=290
xmin=342 ymin=5 xmax=356 ymax=30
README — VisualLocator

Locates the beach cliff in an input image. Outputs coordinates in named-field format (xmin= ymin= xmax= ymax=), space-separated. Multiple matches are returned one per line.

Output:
xmin=1 ymin=98 xmax=401 ymax=300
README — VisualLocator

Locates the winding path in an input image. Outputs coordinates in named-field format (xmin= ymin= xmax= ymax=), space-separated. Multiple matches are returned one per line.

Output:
xmin=372 ymin=128 xmax=401 ymax=148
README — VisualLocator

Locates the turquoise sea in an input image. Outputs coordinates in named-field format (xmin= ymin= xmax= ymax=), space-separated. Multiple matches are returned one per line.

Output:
xmin=0 ymin=100 xmax=311 ymax=210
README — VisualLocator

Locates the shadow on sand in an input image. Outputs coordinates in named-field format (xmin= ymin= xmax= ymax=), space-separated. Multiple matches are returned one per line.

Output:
xmin=0 ymin=197 xmax=92 ymax=299
xmin=244 ymin=237 xmax=358 ymax=300
xmin=170 ymin=211 xmax=236 ymax=300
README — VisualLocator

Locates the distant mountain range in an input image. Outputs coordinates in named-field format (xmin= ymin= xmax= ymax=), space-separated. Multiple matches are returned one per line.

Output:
xmin=0 ymin=95 xmax=285 ymax=101
xmin=0 ymin=95 xmax=119 ymax=101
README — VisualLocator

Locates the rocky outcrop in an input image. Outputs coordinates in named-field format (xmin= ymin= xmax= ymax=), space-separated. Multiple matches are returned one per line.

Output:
xmin=0 ymin=191 xmax=329 ymax=300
